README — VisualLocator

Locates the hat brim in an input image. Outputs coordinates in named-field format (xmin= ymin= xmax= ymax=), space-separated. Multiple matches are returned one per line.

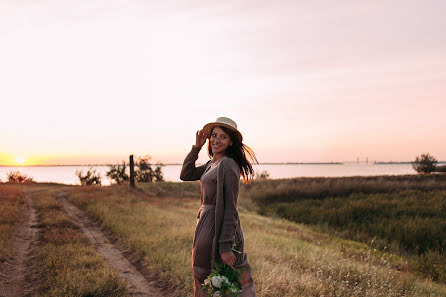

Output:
xmin=202 ymin=122 xmax=243 ymax=142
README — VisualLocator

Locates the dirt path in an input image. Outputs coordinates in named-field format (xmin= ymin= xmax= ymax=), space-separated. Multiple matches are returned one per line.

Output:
xmin=0 ymin=195 xmax=39 ymax=297
xmin=57 ymin=192 xmax=165 ymax=297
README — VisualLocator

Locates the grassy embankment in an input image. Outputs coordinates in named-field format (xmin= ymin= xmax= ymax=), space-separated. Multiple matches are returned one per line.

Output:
xmin=23 ymin=185 xmax=128 ymax=297
xmin=67 ymin=182 xmax=446 ymax=297
xmin=242 ymin=174 xmax=446 ymax=283
xmin=0 ymin=186 xmax=24 ymax=262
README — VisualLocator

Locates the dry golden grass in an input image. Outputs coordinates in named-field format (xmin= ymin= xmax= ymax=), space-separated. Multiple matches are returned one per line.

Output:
xmin=67 ymin=183 xmax=446 ymax=297
xmin=32 ymin=189 xmax=128 ymax=297
xmin=0 ymin=185 xmax=24 ymax=261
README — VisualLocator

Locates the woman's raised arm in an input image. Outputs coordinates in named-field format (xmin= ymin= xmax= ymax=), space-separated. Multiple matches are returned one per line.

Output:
xmin=180 ymin=130 xmax=209 ymax=181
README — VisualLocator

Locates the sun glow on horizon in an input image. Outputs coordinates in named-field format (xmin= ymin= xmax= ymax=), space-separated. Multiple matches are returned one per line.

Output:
xmin=15 ymin=156 xmax=25 ymax=164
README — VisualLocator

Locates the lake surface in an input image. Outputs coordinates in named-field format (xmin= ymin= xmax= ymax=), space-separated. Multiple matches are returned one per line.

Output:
xmin=0 ymin=163 xmax=421 ymax=185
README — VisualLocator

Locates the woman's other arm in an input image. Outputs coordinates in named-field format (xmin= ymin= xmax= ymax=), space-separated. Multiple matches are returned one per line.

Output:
xmin=217 ymin=160 xmax=240 ymax=266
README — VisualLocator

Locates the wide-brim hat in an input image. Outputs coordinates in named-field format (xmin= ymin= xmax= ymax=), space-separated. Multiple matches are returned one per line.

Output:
xmin=202 ymin=117 xmax=243 ymax=142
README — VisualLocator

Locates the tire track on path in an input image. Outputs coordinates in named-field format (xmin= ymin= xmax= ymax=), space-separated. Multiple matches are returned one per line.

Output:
xmin=0 ymin=194 xmax=39 ymax=297
xmin=57 ymin=192 xmax=165 ymax=297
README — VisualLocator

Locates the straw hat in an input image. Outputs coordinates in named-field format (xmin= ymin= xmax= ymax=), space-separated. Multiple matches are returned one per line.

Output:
xmin=202 ymin=117 xmax=243 ymax=142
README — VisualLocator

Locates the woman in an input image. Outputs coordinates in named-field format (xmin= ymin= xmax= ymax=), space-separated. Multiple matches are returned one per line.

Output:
xmin=180 ymin=117 xmax=257 ymax=297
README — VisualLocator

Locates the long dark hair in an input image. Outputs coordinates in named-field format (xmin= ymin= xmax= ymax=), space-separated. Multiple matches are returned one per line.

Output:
xmin=207 ymin=126 xmax=258 ymax=183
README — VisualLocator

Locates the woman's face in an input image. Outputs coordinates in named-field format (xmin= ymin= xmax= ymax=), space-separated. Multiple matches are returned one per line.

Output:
xmin=210 ymin=127 xmax=232 ymax=155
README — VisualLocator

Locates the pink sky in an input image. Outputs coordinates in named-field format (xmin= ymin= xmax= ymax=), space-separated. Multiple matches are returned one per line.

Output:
xmin=1 ymin=0 xmax=445 ymax=165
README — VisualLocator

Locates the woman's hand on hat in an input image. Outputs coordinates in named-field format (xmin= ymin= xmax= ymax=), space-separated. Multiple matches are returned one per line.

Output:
xmin=194 ymin=130 xmax=207 ymax=148
xmin=220 ymin=251 xmax=236 ymax=268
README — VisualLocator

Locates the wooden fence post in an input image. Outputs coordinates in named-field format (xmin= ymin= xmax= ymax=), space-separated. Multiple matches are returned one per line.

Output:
xmin=130 ymin=154 xmax=135 ymax=187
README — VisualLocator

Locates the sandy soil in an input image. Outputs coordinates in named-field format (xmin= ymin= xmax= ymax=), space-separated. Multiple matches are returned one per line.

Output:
xmin=0 ymin=195 xmax=39 ymax=297
xmin=57 ymin=192 xmax=166 ymax=297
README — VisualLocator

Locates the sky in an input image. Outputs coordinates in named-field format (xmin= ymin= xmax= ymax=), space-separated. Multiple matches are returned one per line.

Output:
xmin=1 ymin=0 xmax=445 ymax=166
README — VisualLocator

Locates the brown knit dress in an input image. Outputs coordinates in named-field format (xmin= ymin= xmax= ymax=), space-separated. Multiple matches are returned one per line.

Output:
xmin=180 ymin=146 xmax=256 ymax=297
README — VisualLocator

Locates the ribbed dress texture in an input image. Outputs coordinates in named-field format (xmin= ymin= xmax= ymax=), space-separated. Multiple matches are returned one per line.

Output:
xmin=180 ymin=146 xmax=256 ymax=297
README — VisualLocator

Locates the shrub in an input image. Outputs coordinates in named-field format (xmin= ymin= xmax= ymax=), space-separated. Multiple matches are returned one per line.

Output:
xmin=152 ymin=164 xmax=164 ymax=182
xmin=7 ymin=171 xmax=34 ymax=183
xmin=255 ymin=170 xmax=270 ymax=180
xmin=135 ymin=156 xmax=164 ymax=183
xmin=76 ymin=168 xmax=102 ymax=186
xmin=106 ymin=162 xmax=129 ymax=184
xmin=412 ymin=153 xmax=438 ymax=174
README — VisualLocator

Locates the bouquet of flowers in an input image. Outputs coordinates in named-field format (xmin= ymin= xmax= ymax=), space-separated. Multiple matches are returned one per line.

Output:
xmin=202 ymin=261 xmax=242 ymax=297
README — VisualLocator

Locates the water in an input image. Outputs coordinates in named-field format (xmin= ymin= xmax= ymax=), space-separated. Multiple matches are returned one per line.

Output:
xmin=0 ymin=163 xmax=419 ymax=185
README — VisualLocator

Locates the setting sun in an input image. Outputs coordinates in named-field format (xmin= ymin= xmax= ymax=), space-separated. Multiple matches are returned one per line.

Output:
xmin=15 ymin=156 xmax=25 ymax=164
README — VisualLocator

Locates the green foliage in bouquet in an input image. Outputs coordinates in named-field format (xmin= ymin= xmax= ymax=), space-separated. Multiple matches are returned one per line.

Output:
xmin=202 ymin=262 xmax=242 ymax=297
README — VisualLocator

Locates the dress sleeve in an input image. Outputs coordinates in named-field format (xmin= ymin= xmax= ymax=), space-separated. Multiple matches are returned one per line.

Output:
xmin=216 ymin=161 xmax=240 ymax=254
xmin=180 ymin=145 xmax=209 ymax=181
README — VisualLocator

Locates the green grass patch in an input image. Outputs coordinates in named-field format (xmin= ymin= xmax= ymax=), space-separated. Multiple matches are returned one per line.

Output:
xmin=242 ymin=174 xmax=446 ymax=205
xmin=270 ymin=190 xmax=446 ymax=252
xmin=262 ymin=189 xmax=446 ymax=283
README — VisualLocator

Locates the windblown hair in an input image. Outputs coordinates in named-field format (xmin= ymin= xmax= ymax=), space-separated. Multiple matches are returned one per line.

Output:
xmin=207 ymin=126 xmax=258 ymax=183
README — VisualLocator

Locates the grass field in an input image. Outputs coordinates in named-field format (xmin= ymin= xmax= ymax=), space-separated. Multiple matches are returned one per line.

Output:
xmin=242 ymin=176 xmax=446 ymax=283
xmin=2 ymin=178 xmax=446 ymax=296
xmin=66 ymin=183 xmax=446 ymax=297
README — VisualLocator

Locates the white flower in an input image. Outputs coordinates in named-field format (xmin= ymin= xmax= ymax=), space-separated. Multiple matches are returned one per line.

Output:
xmin=204 ymin=278 xmax=211 ymax=286
xmin=214 ymin=291 xmax=222 ymax=297
xmin=230 ymin=287 xmax=240 ymax=294
xmin=211 ymin=275 xmax=223 ymax=288
xmin=221 ymin=276 xmax=229 ymax=285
